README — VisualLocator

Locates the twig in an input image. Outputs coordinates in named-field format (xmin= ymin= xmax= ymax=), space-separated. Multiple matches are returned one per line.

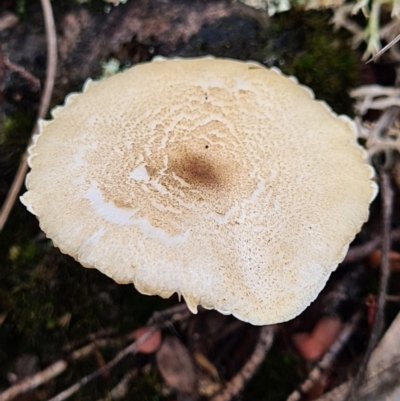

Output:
xmin=63 ymin=328 xmax=117 ymax=353
xmin=3 ymin=59 xmax=41 ymax=90
xmin=386 ymin=295 xmax=400 ymax=302
xmin=0 ymin=338 xmax=124 ymax=401
xmin=345 ymin=169 xmax=393 ymax=401
xmin=366 ymin=33 xmax=400 ymax=64
xmin=47 ymin=308 xmax=191 ymax=401
xmin=96 ymin=368 xmax=138 ymax=401
xmin=0 ymin=361 xmax=67 ymax=401
xmin=343 ymin=238 xmax=382 ymax=264
xmin=146 ymin=303 xmax=189 ymax=325
xmin=210 ymin=325 xmax=275 ymax=401
xmin=46 ymin=331 xmax=155 ymax=401
xmin=286 ymin=312 xmax=362 ymax=401
xmin=0 ymin=304 xmax=190 ymax=401
xmin=0 ymin=0 xmax=57 ymax=232
xmin=343 ymin=228 xmax=400 ymax=264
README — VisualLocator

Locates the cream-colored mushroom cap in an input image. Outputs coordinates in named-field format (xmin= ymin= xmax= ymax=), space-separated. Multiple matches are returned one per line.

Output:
xmin=21 ymin=57 xmax=377 ymax=325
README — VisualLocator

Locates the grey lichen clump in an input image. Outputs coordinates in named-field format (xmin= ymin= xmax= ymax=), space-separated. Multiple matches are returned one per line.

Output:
xmin=21 ymin=57 xmax=377 ymax=325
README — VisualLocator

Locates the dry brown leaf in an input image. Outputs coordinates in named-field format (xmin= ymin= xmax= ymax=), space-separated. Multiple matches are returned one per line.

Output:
xmin=156 ymin=336 xmax=197 ymax=395
xmin=368 ymin=249 xmax=400 ymax=272
xmin=133 ymin=327 xmax=162 ymax=354
xmin=292 ymin=317 xmax=343 ymax=360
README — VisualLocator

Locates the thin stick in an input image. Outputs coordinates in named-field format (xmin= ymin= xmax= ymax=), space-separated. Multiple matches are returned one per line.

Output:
xmin=0 ymin=304 xmax=190 ymax=401
xmin=286 ymin=312 xmax=362 ymax=401
xmin=63 ymin=328 xmax=117 ymax=353
xmin=146 ymin=303 xmax=189 ymax=325
xmin=0 ymin=0 xmax=57 ymax=232
xmin=366 ymin=33 xmax=400 ymax=64
xmin=3 ymin=59 xmax=41 ymax=90
xmin=0 ymin=361 xmax=68 ymax=401
xmin=46 ymin=331 xmax=155 ymax=401
xmin=210 ymin=325 xmax=275 ymax=401
xmin=386 ymin=295 xmax=400 ymax=302
xmin=345 ymin=169 xmax=393 ymax=401
xmin=343 ymin=228 xmax=400 ymax=265
xmin=0 ymin=338 xmax=124 ymax=401
xmin=47 ymin=309 xmax=191 ymax=401
xmin=96 ymin=368 xmax=138 ymax=401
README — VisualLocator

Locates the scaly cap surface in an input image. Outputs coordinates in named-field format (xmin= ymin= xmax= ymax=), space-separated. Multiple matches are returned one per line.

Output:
xmin=21 ymin=57 xmax=377 ymax=325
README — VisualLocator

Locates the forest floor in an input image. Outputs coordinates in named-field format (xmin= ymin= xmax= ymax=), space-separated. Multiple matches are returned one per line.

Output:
xmin=1 ymin=1 xmax=400 ymax=401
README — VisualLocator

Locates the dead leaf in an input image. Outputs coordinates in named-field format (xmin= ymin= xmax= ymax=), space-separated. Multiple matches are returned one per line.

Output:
xmin=133 ymin=326 xmax=162 ymax=354
xmin=156 ymin=336 xmax=197 ymax=395
xmin=292 ymin=316 xmax=343 ymax=360
xmin=368 ymin=249 xmax=400 ymax=272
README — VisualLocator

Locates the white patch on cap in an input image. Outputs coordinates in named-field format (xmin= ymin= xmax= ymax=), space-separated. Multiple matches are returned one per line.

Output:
xmin=85 ymin=183 xmax=188 ymax=245
xmin=85 ymin=185 xmax=135 ymax=225
xmin=130 ymin=164 xmax=150 ymax=182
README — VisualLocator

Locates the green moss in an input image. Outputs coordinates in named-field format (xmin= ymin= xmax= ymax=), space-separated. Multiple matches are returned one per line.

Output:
xmin=285 ymin=15 xmax=357 ymax=115
xmin=0 ymin=112 xmax=33 ymax=163
xmin=255 ymin=9 xmax=358 ymax=115
xmin=0 ymin=212 xmax=169 ymax=383
xmin=14 ymin=0 xmax=27 ymax=16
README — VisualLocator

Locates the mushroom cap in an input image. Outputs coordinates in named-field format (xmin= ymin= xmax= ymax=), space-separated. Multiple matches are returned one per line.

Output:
xmin=21 ymin=57 xmax=377 ymax=325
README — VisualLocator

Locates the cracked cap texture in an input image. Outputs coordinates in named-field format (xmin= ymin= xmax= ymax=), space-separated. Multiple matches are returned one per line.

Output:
xmin=21 ymin=57 xmax=377 ymax=325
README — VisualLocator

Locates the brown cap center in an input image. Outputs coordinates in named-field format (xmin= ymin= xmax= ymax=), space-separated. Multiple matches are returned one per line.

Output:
xmin=173 ymin=153 xmax=221 ymax=188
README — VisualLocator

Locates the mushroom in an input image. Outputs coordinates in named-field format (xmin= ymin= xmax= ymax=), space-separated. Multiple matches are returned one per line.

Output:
xmin=21 ymin=57 xmax=377 ymax=325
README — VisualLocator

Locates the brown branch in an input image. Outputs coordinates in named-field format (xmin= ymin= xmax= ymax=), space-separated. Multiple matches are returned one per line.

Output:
xmin=0 ymin=361 xmax=67 ymax=401
xmin=286 ymin=312 xmax=362 ymax=401
xmin=343 ymin=228 xmax=400 ymax=265
xmin=386 ymin=295 xmax=400 ymax=302
xmin=146 ymin=302 xmax=189 ymax=325
xmin=0 ymin=304 xmax=190 ymax=401
xmin=345 ymin=169 xmax=393 ymax=401
xmin=0 ymin=338 xmax=125 ymax=401
xmin=3 ymin=59 xmax=41 ymax=90
xmin=0 ymin=0 xmax=57 ymax=232
xmin=63 ymin=328 xmax=117 ymax=353
xmin=46 ymin=308 xmax=191 ymax=401
xmin=210 ymin=325 xmax=275 ymax=401
xmin=95 ymin=368 xmax=138 ymax=401
xmin=46 ymin=332 xmax=155 ymax=401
